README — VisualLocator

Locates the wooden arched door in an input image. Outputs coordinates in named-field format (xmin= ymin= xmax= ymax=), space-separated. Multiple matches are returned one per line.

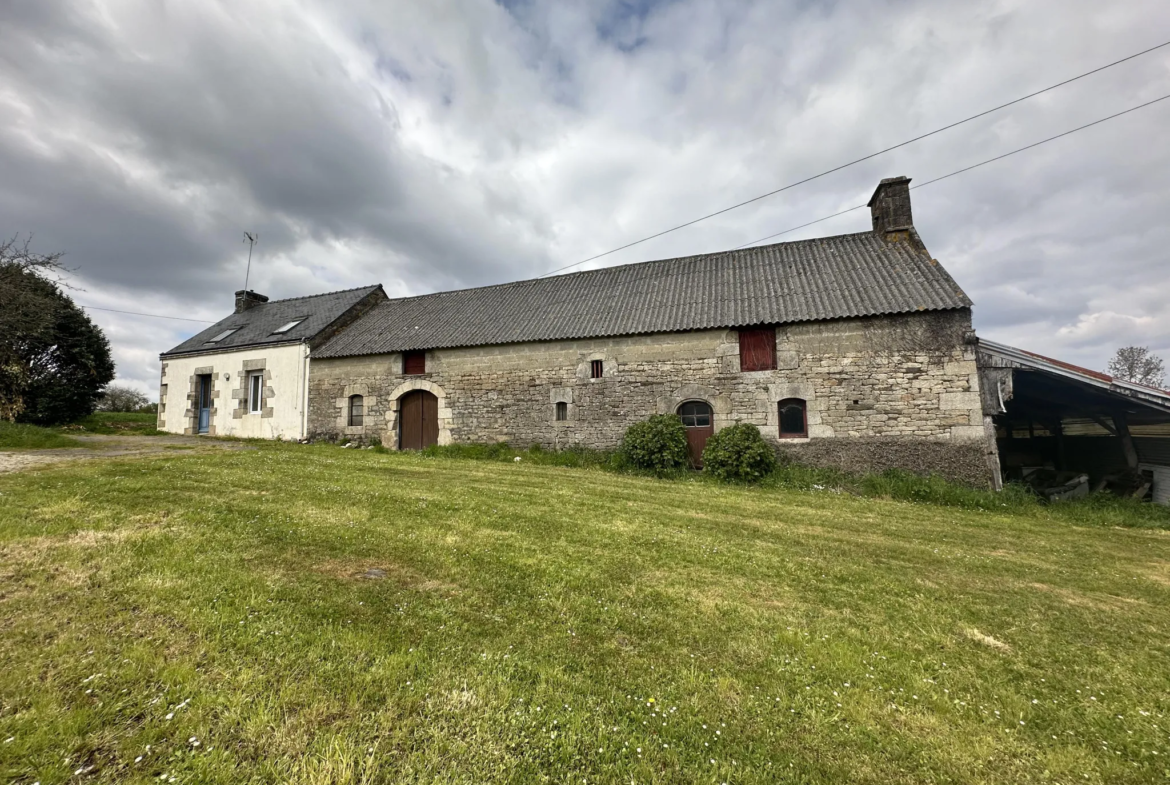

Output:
xmin=399 ymin=390 xmax=439 ymax=450
xmin=677 ymin=400 xmax=714 ymax=468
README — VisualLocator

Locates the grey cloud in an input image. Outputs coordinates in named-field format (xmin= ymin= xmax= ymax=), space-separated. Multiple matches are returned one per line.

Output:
xmin=2 ymin=0 xmax=1168 ymax=397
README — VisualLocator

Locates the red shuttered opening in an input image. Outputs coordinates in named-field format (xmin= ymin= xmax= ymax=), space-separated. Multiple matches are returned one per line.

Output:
xmin=403 ymin=350 xmax=426 ymax=375
xmin=738 ymin=329 xmax=776 ymax=372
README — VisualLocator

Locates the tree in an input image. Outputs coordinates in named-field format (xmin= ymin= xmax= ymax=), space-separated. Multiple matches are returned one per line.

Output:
xmin=1108 ymin=346 xmax=1166 ymax=389
xmin=97 ymin=384 xmax=150 ymax=412
xmin=0 ymin=236 xmax=115 ymax=423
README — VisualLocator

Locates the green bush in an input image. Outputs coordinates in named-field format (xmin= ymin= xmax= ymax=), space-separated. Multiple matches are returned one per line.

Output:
xmin=618 ymin=414 xmax=689 ymax=475
xmin=702 ymin=423 xmax=778 ymax=483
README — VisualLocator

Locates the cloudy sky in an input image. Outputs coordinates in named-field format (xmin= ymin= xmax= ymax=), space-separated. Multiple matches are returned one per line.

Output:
xmin=3 ymin=0 xmax=1169 ymax=397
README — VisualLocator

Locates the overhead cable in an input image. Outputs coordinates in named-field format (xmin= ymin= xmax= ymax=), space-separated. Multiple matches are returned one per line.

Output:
xmin=733 ymin=91 xmax=1170 ymax=249
xmin=538 ymin=38 xmax=1170 ymax=277
xmin=79 ymin=305 xmax=217 ymax=323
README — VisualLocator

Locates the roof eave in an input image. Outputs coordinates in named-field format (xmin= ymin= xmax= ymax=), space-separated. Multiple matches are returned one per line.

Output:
xmin=316 ymin=305 xmax=971 ymax=360
xmin=159 ymin=337 xmax=306 ymax=360
xmin=978 ymin=338 xmax=1170 ymax=415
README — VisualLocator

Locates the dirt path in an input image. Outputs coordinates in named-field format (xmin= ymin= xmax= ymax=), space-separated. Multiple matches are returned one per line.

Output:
xmin=0 ymin=434 xmax=254 ymax=474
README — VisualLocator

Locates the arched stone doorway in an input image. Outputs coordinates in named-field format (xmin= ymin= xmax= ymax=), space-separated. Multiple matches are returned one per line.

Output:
xmin=399 ymin=390 xmax=439 ymax=450
xmin=677 ymin=400 xmax=714 ymax=468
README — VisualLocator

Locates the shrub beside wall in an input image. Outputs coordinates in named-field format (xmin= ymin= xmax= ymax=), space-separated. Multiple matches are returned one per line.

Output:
xmin=619 ymin=414 xmax=689 ymax=475
xmin=702 ymin=423 xmax=778 ymax=483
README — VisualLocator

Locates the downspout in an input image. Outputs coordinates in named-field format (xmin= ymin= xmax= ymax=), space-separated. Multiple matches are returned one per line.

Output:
xmin=300 ymin=342 xmax=310 ymax=441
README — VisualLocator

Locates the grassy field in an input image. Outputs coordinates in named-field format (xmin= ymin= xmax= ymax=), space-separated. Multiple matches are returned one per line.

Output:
xmin=0 ymin=421 xmax=82 ymax=450
xmin=56 ymin=411 xmax=162 ymax=436
xmin=1 ymin=444 xmax=1168 ymax=784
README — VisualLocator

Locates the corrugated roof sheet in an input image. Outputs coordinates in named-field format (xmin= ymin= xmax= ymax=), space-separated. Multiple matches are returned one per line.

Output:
xmin=315 ymin=231 xmax=970 ymax=358
xmin=161 ymin=285 xmax=382 ymax=357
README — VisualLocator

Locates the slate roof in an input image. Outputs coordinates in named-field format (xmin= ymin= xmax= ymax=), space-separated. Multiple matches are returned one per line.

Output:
xmin=161 ymin=285 xmax=383 ymax=357
xmin=314 ymin=231 xmax=971 ymax=358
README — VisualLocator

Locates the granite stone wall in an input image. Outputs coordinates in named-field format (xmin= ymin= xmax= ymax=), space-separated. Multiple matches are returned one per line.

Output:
xmin=307 ymin=309 xmax=994 ymax=484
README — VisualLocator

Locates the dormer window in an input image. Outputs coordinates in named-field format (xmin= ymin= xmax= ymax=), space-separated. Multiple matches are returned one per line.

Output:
xmin=205 ymin=328 xmax=238 ymax=344
xmin=271 ymin=319 xmax=305 ymax=335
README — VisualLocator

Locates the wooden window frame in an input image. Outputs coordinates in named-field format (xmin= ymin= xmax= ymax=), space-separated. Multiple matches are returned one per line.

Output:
xmin=590 ymin=359 xmax=604 ymax=379
xmin=403 ymin=351 xmax=426 ymax=375
xmin=778 ymin=398 xmax=808 ymax=439
xmin=348 ymin=394 xmax=364 ymax=427
xmin=555 ymin=401 xmax=568 ymax=422
xmin=247 ymin=371 xmax=264 ymax=414
xmin=677 ymin=400 xmax=713 ymax=428
xmin=739 ymin=328 xmax=777 ymax=372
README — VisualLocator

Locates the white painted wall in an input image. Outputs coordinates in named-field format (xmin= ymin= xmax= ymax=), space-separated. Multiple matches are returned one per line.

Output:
xmin=158 ymin=343 xmax=309 ymax=440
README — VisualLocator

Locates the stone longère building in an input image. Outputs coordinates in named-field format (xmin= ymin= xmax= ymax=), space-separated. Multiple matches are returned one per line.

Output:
xmin=307 ymin=177 xmax=999 ymax=486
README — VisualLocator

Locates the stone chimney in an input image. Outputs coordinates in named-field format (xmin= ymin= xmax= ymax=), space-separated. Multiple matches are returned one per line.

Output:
xmin=234 ymin=290 xmax=269 ymax=313
xmin=867 ymin=176 xmax=914 ymax=239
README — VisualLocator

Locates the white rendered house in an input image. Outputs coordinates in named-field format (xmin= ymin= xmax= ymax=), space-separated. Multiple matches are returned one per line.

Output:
xmin=158 ymin=286 xmax=384 ymax=440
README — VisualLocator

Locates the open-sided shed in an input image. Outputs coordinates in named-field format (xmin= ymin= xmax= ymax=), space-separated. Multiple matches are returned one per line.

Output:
xmin=978 ymin=339 xmax=1170 ymax=504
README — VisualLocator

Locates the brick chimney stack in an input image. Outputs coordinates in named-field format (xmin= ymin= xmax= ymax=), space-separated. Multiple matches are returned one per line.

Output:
xmin=867 ymin=176 xmax=914 ymax=239
xmin=234 ymin=290 xmax=269 ymax=314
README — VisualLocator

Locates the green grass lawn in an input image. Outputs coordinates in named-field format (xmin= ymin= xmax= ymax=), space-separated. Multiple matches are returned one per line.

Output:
xmin=56 ymin=411 xmax=162 ymax=436
xmin=1 ymin=445 xmax=1168 ymax=784
xmin=0 ymin=421 xmax=82 ymax=450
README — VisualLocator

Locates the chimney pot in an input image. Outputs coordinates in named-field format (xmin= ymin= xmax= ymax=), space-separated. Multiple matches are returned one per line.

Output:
xmin=234 ymin=289 xmax=269 ymax=314
xmin=867 ymin=176 xmax=914 ymax=238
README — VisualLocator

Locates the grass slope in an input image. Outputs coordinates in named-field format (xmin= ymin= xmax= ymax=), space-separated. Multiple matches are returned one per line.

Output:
xmin=57 ymin=412 xmax=162 ymax=436
xmin=0 ymin=421 xmax=81 ymax=450
xmin=1 ymin=444 xmax=1168 ymax=784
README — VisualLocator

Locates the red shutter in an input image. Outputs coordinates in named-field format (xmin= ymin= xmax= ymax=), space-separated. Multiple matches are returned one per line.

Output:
xmin=403 ymin=351 xmax=426 ymax=375
xmin=739 ymin=329 xmax=776 ymax=371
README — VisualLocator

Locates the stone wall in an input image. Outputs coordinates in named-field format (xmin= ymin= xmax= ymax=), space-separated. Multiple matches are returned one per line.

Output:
xmin=307 ymin=310 xmax=993 ymax=484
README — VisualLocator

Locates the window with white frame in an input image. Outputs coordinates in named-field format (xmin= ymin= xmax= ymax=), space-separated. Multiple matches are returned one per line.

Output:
xmin=248 ymin=371 xmax=264 ymax=414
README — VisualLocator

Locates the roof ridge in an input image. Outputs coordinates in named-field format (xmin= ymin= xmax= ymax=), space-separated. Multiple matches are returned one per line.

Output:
xmin=261 ymin=284 xmax=380 ymax=306
xmin=374 ymin=231 xmax=881 ymax=307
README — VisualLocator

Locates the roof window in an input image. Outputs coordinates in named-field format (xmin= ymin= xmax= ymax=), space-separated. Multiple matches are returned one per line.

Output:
xmin=271 ymin=319 xmax=305 ymax=335
xmin=205 ymin=328 xmax=238 ymax=344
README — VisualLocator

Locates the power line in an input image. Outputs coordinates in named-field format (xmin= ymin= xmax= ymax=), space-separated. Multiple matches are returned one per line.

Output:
xmin=81 ymin=91 xmax=1170 ymax=325
xmin=733 ymin=92 xmax=1170 ymax=249
xmin=538 ymin=37 xmax=1170 ymax=278
xmin=79 ymin=304 xmax=216 ymax=323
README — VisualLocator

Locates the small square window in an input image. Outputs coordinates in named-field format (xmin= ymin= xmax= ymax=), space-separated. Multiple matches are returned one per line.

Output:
xmin=248 ymin=371 xmax=264 ymax=414
xmin=555 ymin=401 xmax=568 ymax=421
xmin=590 ymin=359 xmax=604 ymax=379
xmin=403 ymin=351 xmax=426 ymax=375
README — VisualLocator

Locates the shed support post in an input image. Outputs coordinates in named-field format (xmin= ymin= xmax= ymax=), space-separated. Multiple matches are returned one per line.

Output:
xmin=1052 ymin=421 xmax=1066 ymax=471
xmin=1112 ymin=410 xmax=1139 ymax=469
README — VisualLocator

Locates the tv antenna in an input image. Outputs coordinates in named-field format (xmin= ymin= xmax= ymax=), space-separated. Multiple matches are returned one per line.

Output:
xmin=242 ymin=232 xmax=258 ymax=292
